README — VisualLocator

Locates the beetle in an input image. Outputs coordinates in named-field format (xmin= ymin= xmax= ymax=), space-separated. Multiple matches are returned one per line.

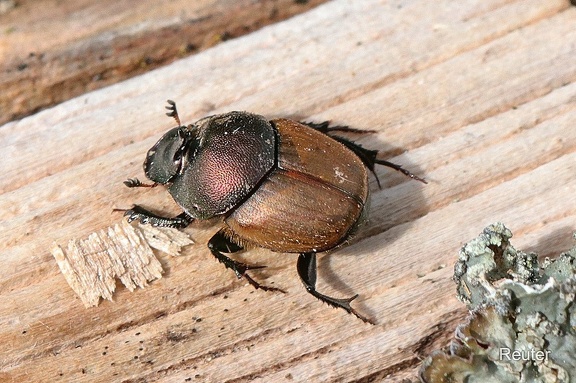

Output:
xmin=123 ymin=100 xmax=425 ymax=323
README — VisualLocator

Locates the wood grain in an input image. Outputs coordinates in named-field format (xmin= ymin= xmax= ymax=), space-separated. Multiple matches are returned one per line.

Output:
xmin=2 ymin=0 xmax=576 ymax=382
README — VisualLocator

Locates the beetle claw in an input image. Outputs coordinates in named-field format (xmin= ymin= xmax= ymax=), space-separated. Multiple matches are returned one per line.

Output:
xmin=308 ymin=292 xmax=374 ymax=324
xmin=244 ymin=264 xmax=266 ymax=271
xmin=243 ymin=273 xmax=287 ymax=293
xmin=374 ymin=159 xmax=427 ymax=184
xmin=326 ymin=294 xmax=375 ymax=325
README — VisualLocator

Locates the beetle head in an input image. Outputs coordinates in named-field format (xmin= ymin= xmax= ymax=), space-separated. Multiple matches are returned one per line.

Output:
xmin=143 ymin=125 xmax=197 ymax=184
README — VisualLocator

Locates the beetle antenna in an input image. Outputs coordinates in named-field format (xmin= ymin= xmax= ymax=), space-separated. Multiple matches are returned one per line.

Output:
xmin=165 ymin=100 xmax=181 ymax=126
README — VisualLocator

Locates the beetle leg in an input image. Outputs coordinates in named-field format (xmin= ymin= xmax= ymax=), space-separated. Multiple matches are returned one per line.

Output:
xmin=301 ymin=121 xmax=373 ymax=134
xmin=207 ymin=231 xmax=286 ymax=293
xmin=374 ymin=158 xmax=427 ymax=183
xmin=296 ymin=252 xmax=373 ymax=324
xmin=328 ymin=135 xmax=427 ymax=187
xmin=123 ymin=205 xmax=193 ymax=228
xmin=301 ymin=121 xmax=426 ymax=186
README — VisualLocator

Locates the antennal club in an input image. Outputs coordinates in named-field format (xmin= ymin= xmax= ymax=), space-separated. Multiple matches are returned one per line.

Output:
xmin=165 ymin=100 xmax=181 ymax=126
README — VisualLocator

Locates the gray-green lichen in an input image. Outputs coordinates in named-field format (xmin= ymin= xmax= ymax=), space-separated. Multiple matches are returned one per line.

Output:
xmin=420 ymin=222 xmax=576 ymax=383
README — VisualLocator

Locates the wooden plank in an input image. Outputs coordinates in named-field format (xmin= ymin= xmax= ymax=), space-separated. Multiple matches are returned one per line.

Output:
xmin=1 ymin=0 xmax=576 ymax=382
xmin=0 ymin=0 xmax=328 ymax=124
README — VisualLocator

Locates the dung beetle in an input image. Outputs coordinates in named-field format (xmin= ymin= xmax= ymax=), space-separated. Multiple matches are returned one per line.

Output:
xmin=123 ymin=100 xmax=425 ymax=323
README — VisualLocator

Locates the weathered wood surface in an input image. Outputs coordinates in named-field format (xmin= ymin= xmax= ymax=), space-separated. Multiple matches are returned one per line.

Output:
xmin=0 ymin=0 xmax=327 ymax=124
xmin=2 ymin=0 xmax=576 ymax=382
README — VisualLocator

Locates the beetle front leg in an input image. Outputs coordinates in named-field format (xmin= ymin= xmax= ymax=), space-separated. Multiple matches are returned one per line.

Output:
xmin=297 ymin=252 xmax=374 ymax=324
xmin=208 ymin=231 xmax=285 ymax=293
xmin=122 ymin=205 xmax=193 ymax=228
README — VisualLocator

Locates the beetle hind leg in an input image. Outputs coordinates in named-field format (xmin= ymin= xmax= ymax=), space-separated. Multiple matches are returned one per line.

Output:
xmin=297 ymin=252 xmax=373 ymax=324
xmin=301 ymin=121 xmax=425 ymax=186
xmin=301 ymin=121 xmax=374 ymax=134
xmin=329 ymin=135 xmax=427 ymax=187
xmin=374 ymin=158 xmax=427 ymax=184
xmin=208 ymin=231 xmax=285 ymax=293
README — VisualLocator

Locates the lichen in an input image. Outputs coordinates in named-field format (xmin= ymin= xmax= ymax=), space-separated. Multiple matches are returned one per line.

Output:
xmin=420 ymin=223 xmax=576 ymax=383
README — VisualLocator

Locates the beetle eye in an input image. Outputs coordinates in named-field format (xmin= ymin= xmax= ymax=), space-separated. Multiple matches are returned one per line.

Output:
xmin=144 ymin=127 xmax=193 ymax=184
xmin=171 ymin=129 xmax=189 ymax=164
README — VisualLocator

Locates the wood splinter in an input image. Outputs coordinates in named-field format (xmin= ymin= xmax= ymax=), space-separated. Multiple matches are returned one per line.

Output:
xmin=51 ymin=220 xmax=193 ymax=307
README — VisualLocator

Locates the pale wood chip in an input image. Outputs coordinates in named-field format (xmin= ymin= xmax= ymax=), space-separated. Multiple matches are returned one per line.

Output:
xmin=51 ymin=220 xmax=192 ymax=307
